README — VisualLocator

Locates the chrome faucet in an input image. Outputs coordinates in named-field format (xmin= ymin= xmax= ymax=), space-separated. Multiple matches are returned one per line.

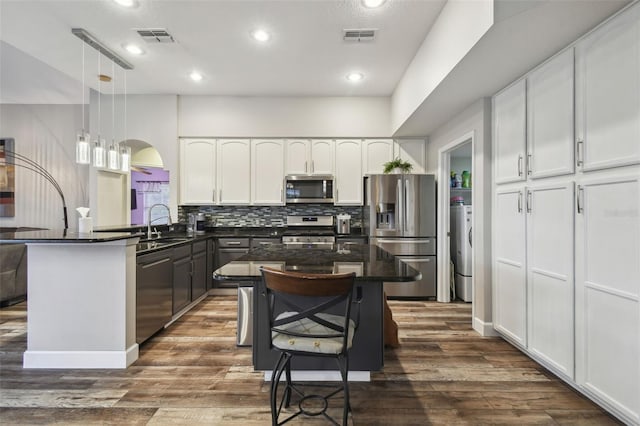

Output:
xmin=147 ymin=204 xmax=172 ymax=239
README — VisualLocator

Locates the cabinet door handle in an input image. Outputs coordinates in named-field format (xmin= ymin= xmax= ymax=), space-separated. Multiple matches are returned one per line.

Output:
xmin=527 ymin=153 xmax=532 ymax=175
xmin=311 ymin=160 xmax=314 ymax=173
xmin=518 ymin=155 xmax=523 ymax=177
xmin=280 ymin=187 xmax=283 ymax=203
xmin=305 ymin=161 xmax=308 ymax=173
xmin=576 ymin=139 xmax=584 ymax=167
xmin=517 ymin=191 xmax=523 ymax=213
xmin=526 ymin=189 xmax=532 ymax=213
xmin=212 ymin=189 xmax=216 ymax=202
xmin=577 ymin=185 xmax=584 ymax=214
xmin=227 ymin=241 xmax=242 ymax=245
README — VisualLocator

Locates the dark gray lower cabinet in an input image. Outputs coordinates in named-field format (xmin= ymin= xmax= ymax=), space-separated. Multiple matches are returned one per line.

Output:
xmin=172 ymin=245 xmax=192 ymax=314
xmin=191 ymin=241 xmax=208 ymax=300
xmin=136 ymin=251 xmax=173 ymax=344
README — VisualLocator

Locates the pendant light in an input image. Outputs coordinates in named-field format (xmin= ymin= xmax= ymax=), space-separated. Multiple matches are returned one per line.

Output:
xmin=107 ymin=59 xmax=120 ymax=171
xmin=75 ymin=42 xmax=91 ymax=164
xmin=120 ymin=70 xmax=131 ymax=172
xmin=92 ymin=53 xmax=106 ymax=168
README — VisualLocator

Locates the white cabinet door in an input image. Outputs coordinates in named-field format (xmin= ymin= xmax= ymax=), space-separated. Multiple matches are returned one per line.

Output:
xmin=285 ymin=139 xmax=310 ymax=175
xmin=217 ymin=139 xmax=251 ymax=205
xmin=394 ymin=139 xmax=426 ymax=174
xmin=575 ymin=174 xmax=640 ymax=423
xmin=493 ymin=187 xmax=527 ymax=348
xmin=310 ymin=139 xmax=334 ymax=175
xmin=363 ymin=139 xmax=394 ymax=175
xmin=335 ymin=139 xmax=363 ymax=205
xmin=179 ymin=138 xmax=216 ymax=205
xmin=527 ymin=49 xmax=575 ymax=179
xmin=575 ymin=3 xmax=640 ymax=171
xmin=494 ymin=79 xmax=527 ymax=184
xmin=251 ymin=139 xmax=284 ymax=205
xmin=526 ymin=182 xmax=575 ymax=379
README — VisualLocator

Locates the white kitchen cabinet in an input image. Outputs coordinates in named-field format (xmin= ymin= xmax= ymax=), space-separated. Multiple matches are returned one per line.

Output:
xmin=526 ymin=182 xmax=574 ymax=380
xmin=251 ymin=139 xmax=284 ymax=205
xmin=334 ymin=139 xmax=363 ymax=205
xmin=179 ymin=138 xmax=217 ymax=205
xmin=527 ymin=49 xmax=575 ymax=179
xmin=493 ymin=79 xmax=527 ymax=184
xmin=575 ymin=174 xmax=640 ymax=424
xmin=493 ymin=186 xmax=527 ymax=348
xmin=363 ymin=139 xmax=394 ymax=175
xmin=284 ymin=139 xmax=334 ymax=175
xmin=575 ymin=3 xmax=640 ymax=172
xmin=394 ymin=139 xmax=426 ymax=174
xmin=217 ymin=139 xmax=251 ymax=205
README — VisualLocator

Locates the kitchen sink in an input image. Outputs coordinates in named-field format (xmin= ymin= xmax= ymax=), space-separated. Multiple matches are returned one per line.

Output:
xmin=136 ymin=237 xmax=192 ymax=252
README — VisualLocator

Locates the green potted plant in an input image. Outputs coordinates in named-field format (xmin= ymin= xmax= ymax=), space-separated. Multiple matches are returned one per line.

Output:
xmin=383 ymin=158 xmax=413 ymax=174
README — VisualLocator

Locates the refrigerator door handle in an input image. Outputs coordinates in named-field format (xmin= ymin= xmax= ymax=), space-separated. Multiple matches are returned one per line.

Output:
xmin=468 ymin=226 xmax=472 ymax=248
xmin=376 ymin=239 xmax=432 ymax=244
xmin=396 ymin=178 xmax=404 ymax=235
xmin=404 ymin=177 xmax=410 ymax=235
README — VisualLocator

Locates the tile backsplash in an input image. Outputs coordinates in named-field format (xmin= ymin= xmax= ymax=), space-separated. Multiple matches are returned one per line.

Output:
xmin=178 ymin=204 xmax=363 ymax=228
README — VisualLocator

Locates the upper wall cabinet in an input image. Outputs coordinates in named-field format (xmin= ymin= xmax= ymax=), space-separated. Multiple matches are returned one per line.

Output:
xmin=335 ymin=139 xmax=363 ymax=205
xmin=575 ymin=3 xmax=640 ymax=172
xmin=217 ymin=139 xmax=251 ymax=205
xmin=394 ymin=139 xmax=427 ymax=174
xmin=494 ymin=80 xmax=527 ymax=184
xmin=251 ymin=139 xmax=284 ymax=205
xmin=363 ymin=139 xmax=394 ymax=175
xmin=284 ymin=139 xmax=334 ymax=175
xmin=527 ymin=48 xmax=575 ymax=179
xmin=180 ymin=138 xmax=217 ymax=205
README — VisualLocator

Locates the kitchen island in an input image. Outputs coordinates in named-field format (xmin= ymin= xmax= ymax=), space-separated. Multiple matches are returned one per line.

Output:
xmin=0 ymin=230 xmax=140 ymax=369
xmin=213 ymin=243 xmax=420 ymax=380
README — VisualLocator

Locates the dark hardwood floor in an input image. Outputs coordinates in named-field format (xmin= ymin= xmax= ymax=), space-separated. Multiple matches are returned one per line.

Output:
xmin=0 ymin=296 xmax=621 ymax=425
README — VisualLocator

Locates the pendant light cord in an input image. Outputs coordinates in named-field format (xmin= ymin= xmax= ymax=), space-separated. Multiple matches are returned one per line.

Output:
xmin=112 ymin=59 xmax=115 ymax=146
xmin=81 ymin=42 xmax=85 ymax=133
xmin=98 ymin=52 xmax=101 ymax=139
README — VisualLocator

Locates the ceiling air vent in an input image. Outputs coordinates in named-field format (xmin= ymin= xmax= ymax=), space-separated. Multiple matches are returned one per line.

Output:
xmin=343 ymin=29 xmax=376 ymax=42
xmin=136 ymin=28 xmax=175 ymax=43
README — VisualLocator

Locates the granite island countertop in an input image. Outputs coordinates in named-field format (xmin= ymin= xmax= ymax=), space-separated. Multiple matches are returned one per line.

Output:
xmin=213 ymin=243 xmax=420 ymax=282
xmin=0 ymin=229 xmax=138 ymax=244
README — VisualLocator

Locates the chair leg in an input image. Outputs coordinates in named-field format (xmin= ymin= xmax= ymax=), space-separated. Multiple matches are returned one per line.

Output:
xmin=271 ymin=352 xmax=288 ymax=426
xmin=337 ymin=355 xmax=351 ymax=425
xmin=284 ymin=357 xmax=292 ymax=407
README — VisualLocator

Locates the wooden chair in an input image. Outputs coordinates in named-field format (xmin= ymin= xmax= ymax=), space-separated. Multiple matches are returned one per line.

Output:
xmin=260 ymin=266 xmax=358 ymax=426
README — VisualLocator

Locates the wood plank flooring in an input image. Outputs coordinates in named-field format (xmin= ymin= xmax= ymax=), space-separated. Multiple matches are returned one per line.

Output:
xmin=0 ymin=296 xmax=621 ymax=425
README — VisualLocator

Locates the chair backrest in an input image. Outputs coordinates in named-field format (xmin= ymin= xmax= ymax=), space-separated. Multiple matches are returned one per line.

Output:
xmin=260 ymin=267 xmax=356 ymax=353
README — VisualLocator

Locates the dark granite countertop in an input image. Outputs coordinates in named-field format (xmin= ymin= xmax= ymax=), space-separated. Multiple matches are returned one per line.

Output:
xmin=213 ymin=243 xmax=419 ymax=282
xmin=0 ymin=229 xmax=138 ymax=243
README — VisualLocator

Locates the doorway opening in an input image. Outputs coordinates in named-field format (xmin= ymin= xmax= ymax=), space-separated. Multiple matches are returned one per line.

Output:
xmin=437 ymin=131 xmax=474 ymax=307
xmin=127 ymin=140 xmax=169 ymax=226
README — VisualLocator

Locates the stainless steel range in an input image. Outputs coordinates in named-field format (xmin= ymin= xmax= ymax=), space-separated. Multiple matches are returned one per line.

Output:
xmin=282 ymin=215 xmax=335 ymax=249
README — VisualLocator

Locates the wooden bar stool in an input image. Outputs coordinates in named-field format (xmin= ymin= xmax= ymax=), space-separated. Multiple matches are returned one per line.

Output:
xmin=260 ymin=266 xmax=359 ymax=426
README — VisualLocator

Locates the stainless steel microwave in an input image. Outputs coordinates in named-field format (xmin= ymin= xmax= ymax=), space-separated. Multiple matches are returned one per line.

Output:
xmin=285 ymin=175 xmax=334 ymax=203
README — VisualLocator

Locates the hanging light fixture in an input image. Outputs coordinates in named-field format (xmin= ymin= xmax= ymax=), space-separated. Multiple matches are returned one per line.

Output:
xmin=107 ymin=59 xmax=120 ymax=171
xmin=75 ymin=42 xmax=91 ymax=164
xmin=92 ymin=53 xmax=106 ymax=168
xmin=120 ymin=71 xmax=131 ymax=172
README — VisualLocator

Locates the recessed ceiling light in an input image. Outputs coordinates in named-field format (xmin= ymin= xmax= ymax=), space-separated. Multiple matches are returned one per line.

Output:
xmin=362 ymin=0 xmax=386 ymax=8
xmin=346 ymin=72 xmax=364 ymax=82
xmin=189 ymin=71 xmax=203 ymax=82
xmin=252 ymin=29 xmax=270 ymax=42
xmin=124 ymin=44 xmax=144 ymax=55
xmin=113 ymin=0 xmax=137 ymax=7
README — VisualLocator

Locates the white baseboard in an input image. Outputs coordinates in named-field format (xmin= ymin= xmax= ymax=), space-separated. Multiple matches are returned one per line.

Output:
xmin=473 ymin=317 xmax=500 ymax=337
xmin=23 ymin=345 xmax=138 ymax=369
xmin=263 ymin=370 xmax=371 ymax=382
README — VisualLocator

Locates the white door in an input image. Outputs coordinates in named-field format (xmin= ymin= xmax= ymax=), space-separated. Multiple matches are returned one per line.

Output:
xmin=363 ymin=139 xmax=394 ymax=175
xmin=575 ymin=3 xmax=640 ymax=171
xmin=217 ymin=139 xmax=251 ymax=205
xmin=493 ymin=186 xmax=527 ymax=348
xmin=179 ymin=138 xmax=216 ymax=205
xmin=285 ymin=139 xmax=310 ymax=175
xmin=527 ymin=48 xmax=575 ymax=179
xmin=494 ymin=79 xmax=527 ymax=184
xmin=335 ymin=139 xmax=363 ymax=205
xmin=310 ymin=139 xmax=334 ymax=175
xmin=251 ymin=139 xmax=284 ymax=205
xmin=575 ymin=174 xmax=640 ymax=422
xmin=394 ymin=139 xmax=426 ymax=174
xmin=526 ymin=182 xmax=575 ymax=379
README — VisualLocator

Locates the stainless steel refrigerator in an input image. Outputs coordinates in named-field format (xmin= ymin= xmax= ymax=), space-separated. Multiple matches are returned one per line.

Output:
xmin=364 ymin=174 xmax=436 ymax=298
xmin=450 ymin=205 xmax=472 ymax=302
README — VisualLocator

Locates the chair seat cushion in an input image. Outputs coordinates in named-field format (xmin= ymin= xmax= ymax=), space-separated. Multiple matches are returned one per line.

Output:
xmin=272 ymin=312 xmax=355 ymax=355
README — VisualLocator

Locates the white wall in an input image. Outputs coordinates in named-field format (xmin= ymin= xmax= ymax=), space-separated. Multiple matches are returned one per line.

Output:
xmin=391 ymin=0 xmax=493 ymax=134
xmin=426 ymin=98 xmax=492 ymax=334
xmin=178 ymin=96 xmax=391 ymax=137
xmin=0 ymin=104 xmax=88 ymax=230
